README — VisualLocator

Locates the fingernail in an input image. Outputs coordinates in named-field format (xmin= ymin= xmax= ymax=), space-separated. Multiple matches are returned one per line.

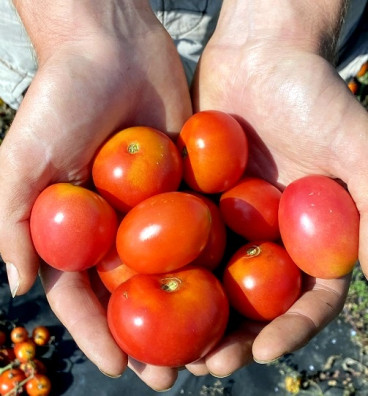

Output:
xmin=98 ymin=368 xmax=122 ymax=379
xmin=253 ymin=356 xmax=280 ymax=365
xmin=152 ymin=387 xmax=173 ymax=393
xmin=209 ymin=371 xmax=233 ymax=379
xmin=6 ymin=262 xmax=19 ymax=297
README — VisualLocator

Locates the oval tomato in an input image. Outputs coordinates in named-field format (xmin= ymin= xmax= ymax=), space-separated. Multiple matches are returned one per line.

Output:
xmin=220 ymin=177 xmax=281 ymax=241
xmin=278 ymin=175 xmax=359 ymax=278
xmin=92 ymin=126 xmax=183 ymax=213
xmin=107 ymin=266 xmax=229 ymax=367
xmin=30 ymin=183 xmax=118 ymax=272
xmin=96 ymin=245 xmax=138 ymax=293
xmin=186 ymin=192 xmax=227 ymax=271
xmin=116 ymin=191 xmax=212 ymax=274
xmin=177 ymin=110 xmax=248 ymax=193
xmin=223 ymin=241 xmax=302 ymax=321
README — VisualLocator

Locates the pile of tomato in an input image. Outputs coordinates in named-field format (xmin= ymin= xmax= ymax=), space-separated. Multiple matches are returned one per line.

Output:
xmin=29 ymin=110 xmax=360 ymax=368
xmin=0 ymin=324 xmax=52 ymax=395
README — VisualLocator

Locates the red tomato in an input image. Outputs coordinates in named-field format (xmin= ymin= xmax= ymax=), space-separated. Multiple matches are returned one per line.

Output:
xmin=278 ymin=175 xmax=359 ymax=278
xmin=92 ymin=126 xmax=183 ymax=213
xmin=25 ymin=374 xmax=51 ymax=396
xmin=0 ymin=368 xmax=26 ymax=396
xmin=0 ymin=330 xmax=6 ymax=347
xmin=32 ymin=326 xmax=50 ymax=346
xmin=116 ymin=191 xmax=212 ymax=274
xmin=223 ymin=241 xmax=302 ymax=321
xmin=96 ymin=245 xmax=138 ymax=293
xmin=186 ymin=192 xmax=227 ymax=271
xmin=220 ymin=177 xmax=281 ymax=241
xmin=10 ymin=326 xmax=28 ymax=344
xmin=30 ymin=183 xmax=118 ymax=272
xmin=107 ymin=266 xmax=229 ymax=367
xmin=177 ymin=110 xmax=248 ymax=193
xmin=20 ymin=359 xmax=47 ymax=377
xmin=14 ymin=339 xmax=36 ymax=363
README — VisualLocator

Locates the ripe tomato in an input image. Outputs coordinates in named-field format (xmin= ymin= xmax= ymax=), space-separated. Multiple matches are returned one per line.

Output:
xmin=0 ymin=368 xmax=26 ymax=396
xmin=92 ymin=126 xmax=183 ymax=213
xmin=14 ymin=339 xmax=36 ymax=363
xmin=25 ymin=374 xmax=51 ymax=396
xmin=223 ymin=241 xmax=302 ymax=321
xmin=32 ymin=326 xmax=50 ymax=347
xmin=0 ymin=330 xmax=6 ymax=347
xmin=30 ymin=183 xmax=118 ymax=272
xmin=20 ymin=359 xmax=47 ymax=377
xmin=116 ymin=192 xmax=212 ymax=274
xmin=220 ymin=177 xmax=281 ymax=241
xmin=278 ymin=175 xmax=359 ymax=278
xmin=10 ymin=326 xmax=28 ymax=344
xmin=177 ymin=110 xmax=248 ymax=193
xmin=186 ymin=192 xmax=227 ymax=271
xmin=107 ymin=265 xmax=229 ymax=367
xmin=96 ymin=245 xmax=138 ymax=293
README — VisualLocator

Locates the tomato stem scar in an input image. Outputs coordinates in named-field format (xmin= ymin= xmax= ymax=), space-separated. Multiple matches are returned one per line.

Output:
xmin=161 ymin=277 xmax=182 ymax=292
xmin=246 ymin=245 xmax=261 ymax=257
xmin=128 ymin=142 xmax=140 ymax=154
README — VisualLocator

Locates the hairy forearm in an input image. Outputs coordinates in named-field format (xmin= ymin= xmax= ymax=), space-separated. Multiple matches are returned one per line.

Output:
xmin=12 ymin=0 xmax=152 ymax=63
xmin=215 ymin=0 xmax=348 ymax=60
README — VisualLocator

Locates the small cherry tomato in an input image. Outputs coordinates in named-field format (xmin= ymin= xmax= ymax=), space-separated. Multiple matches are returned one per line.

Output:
xmin=116 ymin=192 xmax=212 ymax=274
xmin=14 ymin=339 xmax=37 ymax=363
xmin=20 ymin=359 xmax=47 ymax=377
xmin=0 ymin=368 xmax=26 ymax=396
xmin=186 ymin=192 xmax=227 ymax=271
xmin=177 ymin=110 xmax=248 ymax=193
xmin=32 ymin=326 xmax=50 ymax=346
xmin=108 ymin=265 xmax=229 ymax=367
xmin=92 ymin=126 xmax=183 ymax=213
xmin=96 ymin=245 xmax=138 ymax=293
xmin=25 ymin=374 xmax=51 ymax=396
xmin=0 ymin=348 xmax=16 ymax=365
xmin=220 ymin=177 xmax=281 ymax=241
xmin=223 ymin=241 xmax=302 ymax=321
xmin=0 ymin=330 xmax=6 ymax=347
xmin=278 ymin=175 xmax=359 ymax=278
xmin=10 ymin=326 xmax=28 ymax=344
xmin=30 ymin=183 xmax=118 ymax=272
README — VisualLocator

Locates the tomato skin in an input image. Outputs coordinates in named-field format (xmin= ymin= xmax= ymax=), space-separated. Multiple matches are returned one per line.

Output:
xmin=223 ymin=241 xmax=302 ymax=321
xmin=278 ymin=175 xmax=359 ymax=279
xmin=30 ymin=183 xmax=118 ymax=272
xmin=0 ymin=368 xmax=26 ymax=396
xmin=14 ymin=339 xmax=37 ymax=363
xmin=177 ymin=110 xmax=248 ymax=193
xmin=107 ymin=266 xmax=229 ymax=367
xmin=10 ymin=326 xmax=28 ymax=344
xmin=96 ymin=245 xmax=138 ymax=293
xmin=220 ymin=177 xmax=281 ymax=241
xmin=116 ymin=192 xmax=212 ymax=274
xmin=92 ymin=126 xmax=183 ymax=213
xmin=32 ymin=326 xmax=50 ymax=347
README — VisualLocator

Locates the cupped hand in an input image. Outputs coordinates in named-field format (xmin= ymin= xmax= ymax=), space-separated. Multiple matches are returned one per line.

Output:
xmin=189 ymin=27 xmax=368 ymax=376
xmin=0 ymin=2 xmax=191 ymax=387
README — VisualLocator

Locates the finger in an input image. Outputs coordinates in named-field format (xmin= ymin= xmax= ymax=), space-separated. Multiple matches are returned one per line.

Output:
xmin=128 ymin=358 xmax=178 ymax=392
xmin=40 ymin=263 xmax=127 ymax=377
xmin=186 ymin=321 xmax=261 ymax=378
xmin=252 ymin=274 xmax=350 ymax=363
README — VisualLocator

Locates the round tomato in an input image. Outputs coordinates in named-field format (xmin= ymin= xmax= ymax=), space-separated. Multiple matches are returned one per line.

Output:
xmin=278 ymin=175 xmax=359 ymax=278
xmin=10 ymin=326 xmax=28 ymax=344
xmin=220 ymin=177 xmax=281 ymax=241
xmin=32 ymin=326 xmax=50 ymax=347
xmin=223 ymin=241 xmax=302 ymax=321
xmin=96 ymin=245 xmax=138 ymax=293
xmin=92 ymin=126 xmax=183 ymax=213
xmin=30 ymin=183 xmax=118 ymax=272
xmin=177 ymin=110 xmax=248 ymax=193
xmin=14 ymin=339 xmax=36 ymax=363
xmin=0 ymin=368 xmax=26 ymax=396
xmin=116 ymin=191 xmax=212 ymax=274
xmin=25 ymin=374 xmax=51 ymax=396
xmin=107 ymin=265 xmax=229 ymax=367
xmin=186 ymin=192 xmax=227 ymax=271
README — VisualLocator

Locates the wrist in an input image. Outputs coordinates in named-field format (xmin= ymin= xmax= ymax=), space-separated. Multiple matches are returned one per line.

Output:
xmin=214 ymin=0 xmax=347 ymax=60
xmin=12 ymin=0 xmax=153 ymax=63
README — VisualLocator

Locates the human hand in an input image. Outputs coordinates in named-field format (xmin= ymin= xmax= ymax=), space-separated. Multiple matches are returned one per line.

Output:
xmin=188 ymin=0 xmax=368 ymax=377
xmin=0 ymin=0 xmax=191 ymax=387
